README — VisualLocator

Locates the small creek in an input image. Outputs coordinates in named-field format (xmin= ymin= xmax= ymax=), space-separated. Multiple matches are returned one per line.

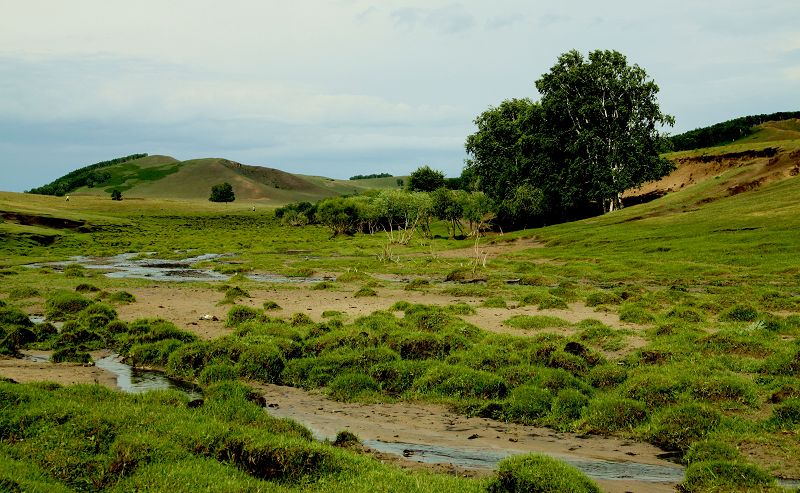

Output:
xmin=94 ymin=354 xmax=202 ymax=399
xmin=25 ymin=253 xmax=329 ymax=283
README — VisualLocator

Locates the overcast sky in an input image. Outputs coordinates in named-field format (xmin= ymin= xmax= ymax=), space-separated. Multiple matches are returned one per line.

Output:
xmin=1 ymin=1 xmax=798 ymax=192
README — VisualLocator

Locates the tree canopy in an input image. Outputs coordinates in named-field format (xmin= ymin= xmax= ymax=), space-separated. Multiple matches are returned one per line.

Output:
xmin=465 ymin=49 xmax=674 ymax=222
xmin=407 ymin=165 xmax=445 ymax=192
xmin=209 ymin=182 xmax=235 ymax=203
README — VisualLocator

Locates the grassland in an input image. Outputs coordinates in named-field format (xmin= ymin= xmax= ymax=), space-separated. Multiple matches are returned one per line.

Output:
xmin=2 ymin=134 xmax=800 ymax=492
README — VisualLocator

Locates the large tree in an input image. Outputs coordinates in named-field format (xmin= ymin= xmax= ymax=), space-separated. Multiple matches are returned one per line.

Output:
xmin=465 ymin=49 xmax=674 ymax=219
xmin=407 ymin=165 xmax=445 ymax=192
xmin=536 ymin=49 xmax=674 ymax=212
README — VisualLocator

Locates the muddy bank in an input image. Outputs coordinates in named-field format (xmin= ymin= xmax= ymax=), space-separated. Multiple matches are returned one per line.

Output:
xmin=0 ymin=350 xmax=118 ymax=388
xmin=251 ymin=383 xmax=683 ymax=493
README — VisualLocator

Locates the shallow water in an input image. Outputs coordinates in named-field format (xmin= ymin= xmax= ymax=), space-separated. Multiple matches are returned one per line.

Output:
xmin=94 ymin=354 xmax=202 ymax=399
xmin=25 ymin=253 xmax=327 ymax=283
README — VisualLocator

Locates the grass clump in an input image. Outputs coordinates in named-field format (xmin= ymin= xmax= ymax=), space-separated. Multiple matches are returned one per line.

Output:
xmin=583 ymin=396 xmax=648 ymax=433
xmin=719 ymin=303 xmax=759 ymax=322
xmin=225 ymin=305 xmax=262 ymax=327
xmin=482 ymin=296 xmax=508 ymax=308
xmin=198 ymin=363 xmax=239 ymax=385
xmin=502 ymin=385 xmax=553 ymax=424
xmin=262 ymin=300 xmax=281 ymax=311
xmin=488 ymin=453 xmax=601 ymax=493
xmin=504 ymin=315 xmax=571 ymax=330
xmin=312 ymin=281 xmax=335 ymax=290
xmin=680 ymin=461 xmax=775 ymax=492
xmin=8 ymin=286 xmax=40 ymax=300
xmin=684 ymin=440 xmax=740 ymax=464
xmin=63 ymin=264 xmax=86 ymax=278
xmin=647 ymin=403 xmax=722 ymax=453
xmin=618 ymin=303 xmax=655 ymax=324
xmin=236 ymin=344 xmax=285 ymax=384
xmin=108 ymin=291 xmax=136 ymax=303
xmin=354 ymin=286 xmax=377 ymax=298
xmin=769 ymin=398 xmax=800 ymax=428
xmin=321 ymin=310 xmax=342 ymax=318
xmin=404 ymin=278 xmax=430 ymax=291
xmin=44 ymin=291 xmax=92 ymax=320
xmin=328 ymin=372 xmax=380 ymax=401
xmin=74 ymin=283 xmax=100 ymax=293
xmin=50 ymin=347 xmax=91 ymax=363
xmin=585 ymin=290 xmax=622 ymax=307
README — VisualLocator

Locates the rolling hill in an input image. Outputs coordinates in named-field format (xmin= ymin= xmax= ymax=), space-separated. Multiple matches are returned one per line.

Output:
xmin=31 ymin=155 xmax=405 ymax=205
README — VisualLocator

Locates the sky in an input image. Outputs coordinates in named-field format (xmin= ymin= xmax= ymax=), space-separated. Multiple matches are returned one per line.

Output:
xmin=1 ymin=1 xmax=799 ymax=192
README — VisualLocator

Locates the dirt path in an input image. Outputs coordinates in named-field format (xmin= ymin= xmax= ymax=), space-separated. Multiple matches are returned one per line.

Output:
xmin=251 ymin=382 xmax=681 ymax=493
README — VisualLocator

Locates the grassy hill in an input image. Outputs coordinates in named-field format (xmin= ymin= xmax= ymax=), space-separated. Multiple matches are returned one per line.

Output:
xmin=44 ymin=155 xmax=404 ymax=205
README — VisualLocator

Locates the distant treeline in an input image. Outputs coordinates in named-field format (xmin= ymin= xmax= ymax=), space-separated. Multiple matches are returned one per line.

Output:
xmin=349 ymin=173 xmax=393 ymax=180
xmin=670 ymin=111 xmax=800 ymax=151
xmin=27 ymin=154 xmax=148 ymax=196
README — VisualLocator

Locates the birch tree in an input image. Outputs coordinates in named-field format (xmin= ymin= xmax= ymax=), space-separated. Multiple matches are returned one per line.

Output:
xmin=535 ymin=50 xmax=674 ymax=212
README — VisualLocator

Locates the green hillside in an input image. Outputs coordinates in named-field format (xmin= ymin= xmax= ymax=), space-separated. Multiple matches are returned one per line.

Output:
xmin=33 ymin=155 xmax=403 ymax=205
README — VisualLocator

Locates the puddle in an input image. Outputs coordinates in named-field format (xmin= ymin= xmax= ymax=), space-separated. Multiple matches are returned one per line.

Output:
xmin=94 ymin=354 xmax=202 ymax=399
xmin=24 ymin=253 xmax=327 ymax=283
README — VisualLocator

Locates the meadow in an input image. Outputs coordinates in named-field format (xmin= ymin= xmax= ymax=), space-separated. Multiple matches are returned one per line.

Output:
xmin=1 ymin=140 xmax=800 ymax=492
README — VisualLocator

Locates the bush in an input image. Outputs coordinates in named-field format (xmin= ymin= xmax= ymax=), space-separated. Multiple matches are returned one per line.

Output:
xmin=681 ymin=461 xmax=775 ymax=492
xmin=503 ymin=385 xmax=553 ymax=424
xmin=648 ymin=403 xmax=722 ymax=452
xmin=719 ymin=304 xmax=759 ymax=322
xmin=328 ymin=372 xmax=380 ymax=401
xmin=488 ymin=453 xmax=601 ymax=493
xmin=44 ymin=291 xmax=92 ymax=320
xmin=236 ymin=345 xmax=285 ymax=384
xmin=225 ymin=305 xmax=262 ymax=327
xmin=583 ymin=397 xmax=648 ymax=433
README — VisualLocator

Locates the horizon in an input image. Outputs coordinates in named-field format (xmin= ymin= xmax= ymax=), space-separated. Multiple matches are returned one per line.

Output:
xmin=2 ymin=1 xmax=799 ymax=192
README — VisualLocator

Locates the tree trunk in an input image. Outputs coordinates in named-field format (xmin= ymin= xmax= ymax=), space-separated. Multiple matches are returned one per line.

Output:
xmin=605 ymin=193 xmax=623 ymax=213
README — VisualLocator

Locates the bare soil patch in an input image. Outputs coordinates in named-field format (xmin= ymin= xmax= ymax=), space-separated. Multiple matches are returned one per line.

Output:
xmin=0 ymin=350 xmax=117 ymax=388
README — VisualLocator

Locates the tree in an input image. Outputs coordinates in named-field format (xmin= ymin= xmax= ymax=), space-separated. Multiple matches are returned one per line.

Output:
xmin=407 ymin=165 xmax=445 ymax=192
xmin=110 ymin=189 xmax=123 ymax=201
xmin=209 ymin=182 xmax=235 ymax=203
xmin=465 ymin=49 xmax=674 ymax=222
xmin=535 ymin=49 xmax=674 ymax=212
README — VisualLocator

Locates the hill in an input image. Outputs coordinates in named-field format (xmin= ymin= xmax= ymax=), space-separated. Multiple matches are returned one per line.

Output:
xmin=29 ymin=155 xmax=404 ymax=205
xmin=626 ymin=119 xmax=800 ymax=206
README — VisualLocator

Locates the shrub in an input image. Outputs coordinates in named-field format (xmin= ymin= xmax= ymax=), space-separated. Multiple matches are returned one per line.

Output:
xmin=44 ymin=291 xmax=92 ymax=320
xmin=328 ymin=372 xmax=380 ymax=401
xmin=225 ymin=305 xmax=262 ymax=327
xmin=503 ymin=385 xmax=553 ymax=424
xmin=681 ymin=461 xmax=775 ymax=492
xmin=8 ymin=286 xmax=40 ymax=300
xmin=236 ymin=344 xmax=285 ymax=384
xmin=583 ymin=397 xmax=648 ymax=433
xmin=719 ymin=304 xmax=759 ymax=322
xmin=648 ymin=403 xmax=722 ymax=452
xmin=488 ymin=453 xmax=601 ymax=493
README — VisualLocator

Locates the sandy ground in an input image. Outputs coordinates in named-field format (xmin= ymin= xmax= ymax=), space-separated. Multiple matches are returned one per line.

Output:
xmin=0 ymin=350 xmax=117 ymax=388
xmin=251 ymin=382 xmax=681 ymax=493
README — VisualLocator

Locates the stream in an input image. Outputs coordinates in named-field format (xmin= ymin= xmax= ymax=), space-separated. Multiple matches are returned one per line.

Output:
xmin=92 ymin=356 xmax=685 ymax=488
xmin=25 ymin=253 xmax=329 ymax=283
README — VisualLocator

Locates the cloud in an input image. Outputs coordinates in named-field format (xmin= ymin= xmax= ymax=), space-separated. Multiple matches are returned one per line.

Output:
xmin=390 ymin=4 xmax=475 ymax=35
xmin=485 ymin=14 xmax=524 ymax=31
